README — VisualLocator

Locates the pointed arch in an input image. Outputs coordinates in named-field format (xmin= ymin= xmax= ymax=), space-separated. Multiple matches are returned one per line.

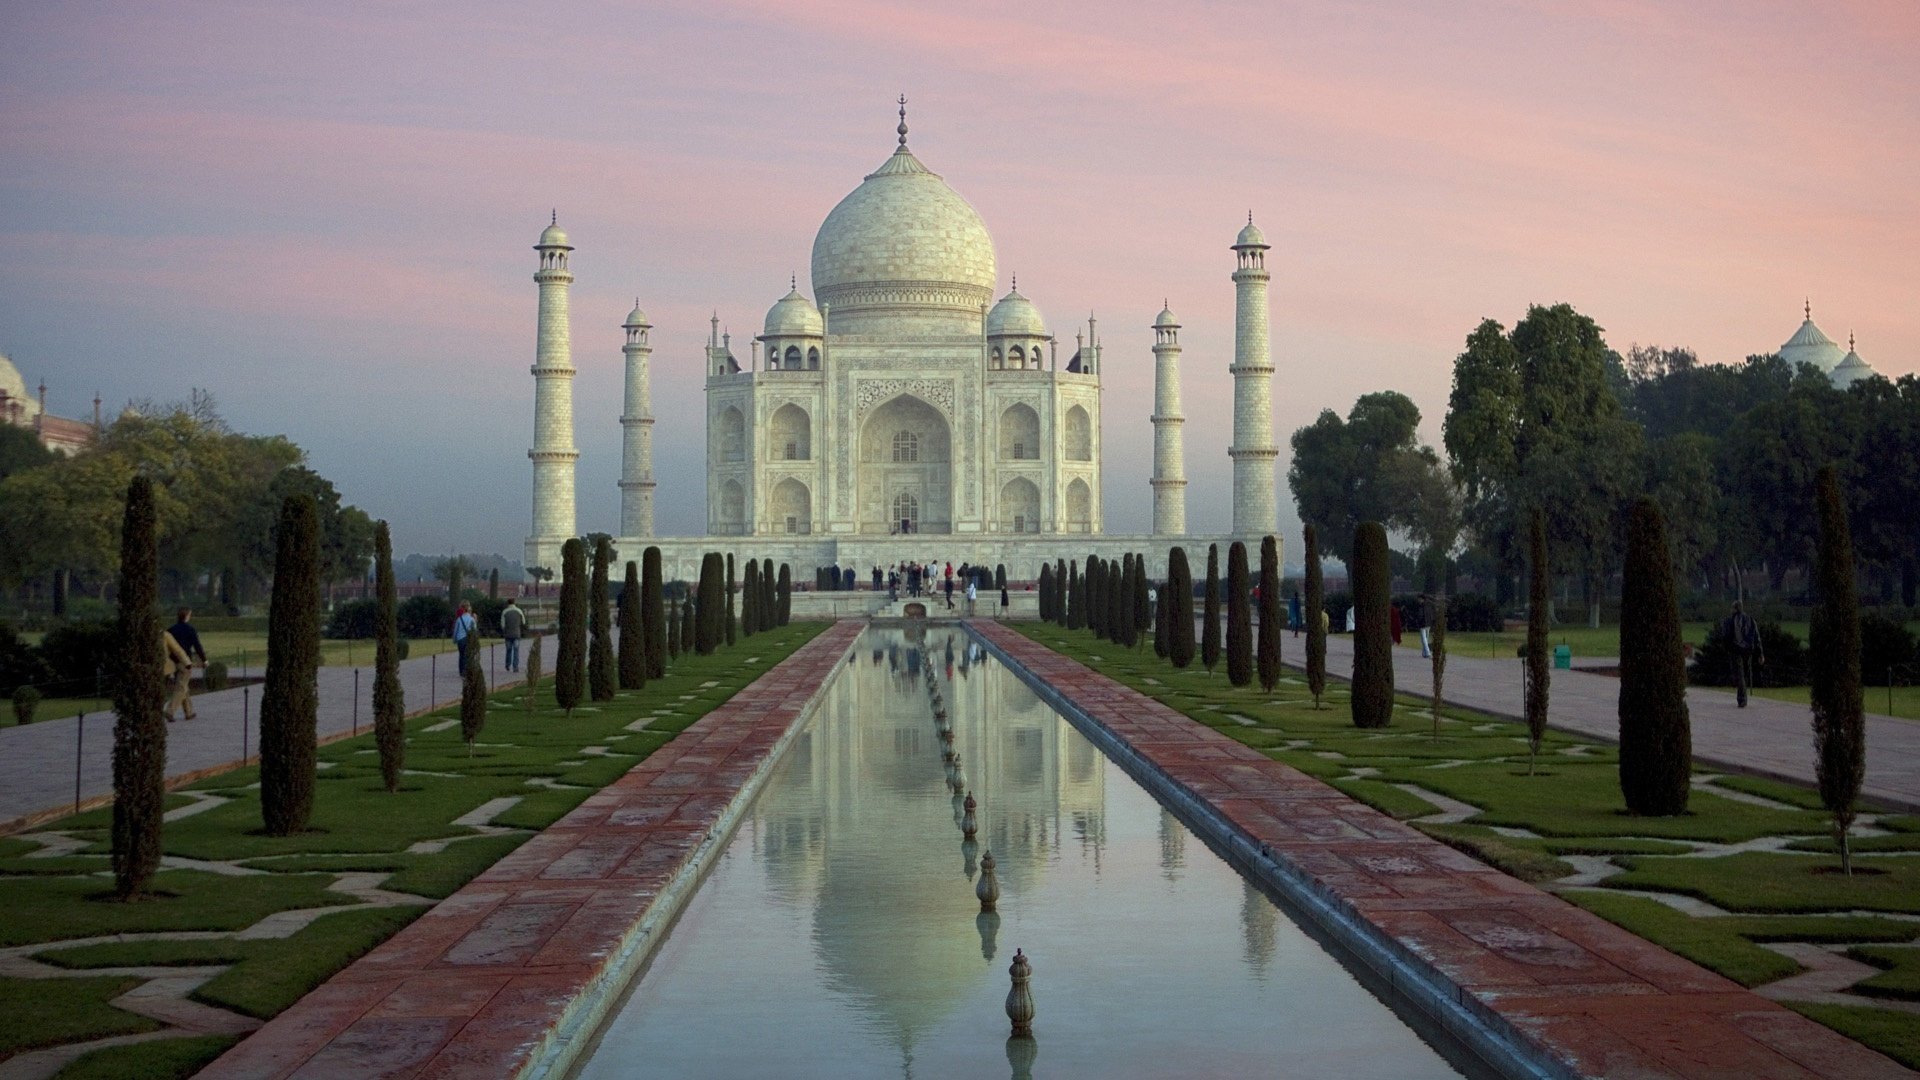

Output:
xmin=771 ymin=477 xmax=811 ymax=534
xmin=1065 ymin=478 xmax=1091 ymax=532
xmin=719 ymin=478 xmax=746 ymax=534
xmin=999 ymin=476 xmax=1040 ymax=533
xmin=770 ymin=403 xmax=810 ymax=461
xmin=999 ymin=403 xmax=1040 ymax=461
xmin=1064 ymin=405 xmax=1092 ymax=461
xmin=717 ymin=406 xmax=745 ymax=463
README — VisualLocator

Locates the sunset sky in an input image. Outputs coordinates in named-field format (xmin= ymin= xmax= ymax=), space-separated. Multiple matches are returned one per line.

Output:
xmin=2 ymin=0 xmax=1914 ymax=561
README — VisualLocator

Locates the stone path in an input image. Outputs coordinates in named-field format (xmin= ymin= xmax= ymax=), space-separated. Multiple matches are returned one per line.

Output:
xmin=196 ymin=622 xmax=861 ymax=1080
xmin=979 ymin=620 xmax=1916 ymax=1080
xmin=0 ymin=642 xmax=525 ymax=832
xmin=1280 ymin=630 xmax=1920 ymax=811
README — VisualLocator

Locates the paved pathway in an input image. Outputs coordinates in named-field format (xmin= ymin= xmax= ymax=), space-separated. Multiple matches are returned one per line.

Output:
xmin=0 ymin=641 xmax=526 ymax=832
xmin=977 ymin=620 xmax=1915 ymax=1080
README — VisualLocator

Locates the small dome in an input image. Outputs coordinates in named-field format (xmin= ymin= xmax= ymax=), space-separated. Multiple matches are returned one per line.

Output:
xmin=1831 ymin=341 xmax=1875 ymax=389
xmin=538 ymin=221 xmax=570 ymax=248
xmin=1154 ymin=303 xmax=1179 ymax=329
xmin=1234 ymin=218 xmax=1268 ymax=248
xmin=986 ymin=288 xmax=1046 ymax=338
xmin=0 ymin=353 xmax=26 ymax=403
xmin=764 ymin=287 xmax=824 ymax=337
xmin=623 ymin=301 xmax=649 ymax=328
xmin=1780 ymin=309 xmax=1844 ymax=374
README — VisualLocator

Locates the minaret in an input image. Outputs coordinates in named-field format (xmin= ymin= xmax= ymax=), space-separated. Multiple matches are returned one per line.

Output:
xmin=527 ymin=213 xmax=578 ymax=567
xmin=1150 ymin=302 xmax=1187 ymax=535
xmin=1229 ymin=215 xmax=1277 ymax=537
xmin=619 ymin=300 xmax=655 ymax=537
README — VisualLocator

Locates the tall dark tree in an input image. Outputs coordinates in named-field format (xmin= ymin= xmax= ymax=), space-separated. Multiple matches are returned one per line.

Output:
xmin=1053 ymin=559 xmax=1066 ymax=621
xmin=1134 ymin=554 xmax=1152 ymax=638
xmin=679 ymin=594 xmax=695 ymax=653
xmin=743 ymin=559 xmax=761 ymax=636
xmin=618 ymin=560 xmax=646 ymax=690
xmin=1304 ymin=525 xmax=1327 ymax=708
xmin=1350 ymin=521 xmax=1393 ymax=729
xmin=642 ymin=547 xmax=666 ymax=677
xmin=460 ymin=635 xmax=487 ymax=753
xmin=260 ymin=493 xmax=321 ymax=835
xmin=372 ymin=521 xmax=404 ymax=792
xmin=589 ymin=537 xmax=616 ymax=701
xmin=1112 ymin=555 xmax=1132 ymax=645
xmin=1258 ymin=535 xmax=1282 ymax=692
xmin=725 ymin=553 xmax=737 ymax=646
xmin=1810 ymin=465 xmax=1865 ymax=875
xmin=1152 ymin=576 xmax=1170 ymax=658
xmin=1038 ymin=564 xmax=1055 ymax=622
xmin=776 ymin=564 xmax=792 ymax=625
xmin=665 ymin=598 xmax=681 ymax=660
xmin=761 ymin=559 xmax=776 ymax=626
xmin=1226 ymin=542 xmax=1253 ymax=687
xmin=696 ymin=553 xmax=723 ymax=653
xmin=1618 ymin=499 xmax=1691 ymax=815
xmin=110 ymin=475 xmax=165 ymax=898
xmin=1428 ymin=589 xmax=1447 ymax=735
xmin=523 ymin=633 xmax=543 ymax=712
xmin=554 ymin=538 xmax=586 ymax=716
xmin=1168 ymin=547 xmax=1196 ymax=669
xmin=1525 ymin=511 xmax=1551 ymax=771
xmin=1066 ymin=560 xmax=1083 ymax=630
xmin=488 ymin=567 xmax=499 ymax=600
xmin=1202 ymin=544 xmax=1222 ymax=675
xmin=1085 ymin=557 xmax=1103 ymax=638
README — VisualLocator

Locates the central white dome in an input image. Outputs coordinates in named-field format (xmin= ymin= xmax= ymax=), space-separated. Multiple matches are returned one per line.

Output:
xmin=810 ymin=140 xmax=996 ymax=335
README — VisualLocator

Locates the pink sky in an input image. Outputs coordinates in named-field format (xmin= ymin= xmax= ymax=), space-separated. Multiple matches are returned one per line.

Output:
xmin=2 ymin=0 xmax=1914 ymax=561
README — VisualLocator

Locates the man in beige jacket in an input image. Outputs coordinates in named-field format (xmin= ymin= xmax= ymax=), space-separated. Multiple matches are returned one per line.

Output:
xmin=163 ymin=629 xmax=194 ymax=721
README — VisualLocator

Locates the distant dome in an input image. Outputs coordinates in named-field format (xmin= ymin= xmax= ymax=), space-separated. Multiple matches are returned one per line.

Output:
xmin=538 ymin=222 xmax=570 ymax=248
xmin=1235 ymin=219 xmax=1267 ymax=248
xmin=1831 ymin=342 xmax=1875 ymax=389
xmin=764 ymin=287 xmax=824 ymax=337
xmin=986 ymin=287 xmax=1046 ymax=338
xmin=1154 ymin=303 xmax=1179 ymax=329
xmin=1780 ymin=310 xmax=1844 ymax=374
xmin=810 ymin=135 xmax=996 ymax=335
xmin=0 ymin=353 xmax=25 ymax=403
xmin=623 ymin=302 xmax=649 ymax=328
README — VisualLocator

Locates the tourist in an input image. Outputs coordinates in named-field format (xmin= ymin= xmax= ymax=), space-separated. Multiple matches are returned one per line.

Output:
xmin=1289 ymin=593 xmax=1303 ymax=637
xmin=164 ymin=607 xmax=207 ymax=721
xmin=500 ymin=597 xmax=525 ymax=672
xmin=944 ymin=573 xmax=955 ymax=610
xmin=965 ymin=577 xmax=977 ymax=616
xmin=1390 ymin=603 xmax=1403 ymax=645
xmin=1000 ymin=584 xmax=1010 ymax=615
xmin=1720 ymin=600 xmax=1764 ymax=707
xmin=162 ymin=622 xmax=196 ymax=722
xmin=452 ymin=603 xmax=477 ymax=675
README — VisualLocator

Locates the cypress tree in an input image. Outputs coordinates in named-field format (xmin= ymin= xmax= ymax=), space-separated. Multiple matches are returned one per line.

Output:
xmin=1304 ymin=525 xmax=1327 ymax=709
xmin=373 ymin=520 xmax=404 ymax=791
xmin=1525 ymin=511 xmax=1550 ymax=771
xmin=1133 ymin=554 xmax=1152 ymax=642
xmin=460 ymin=634 xmax=487 ymax=753
xmin=1085 ymin=557 xmax=1102 ymax=638
xmin=523 ymin=633 xmax=543 ymax=712
xmin=588 ymin=537 xmax=616 ymax=701
xmin=1618 ymin=499 xmax=1690 ymax=816
xmin=725 ymin=553 xmax=737 ymax=646
xmin=448 ymin=561 xmax=463 ymax=605
xmin=1226 ymin=542 xmax=1253 ymax=686
xmin=665 ymin=597 xmax=681 ymax=660
xmin=1053 ymin=560 xmax=1065 ymax=621
xmin=1810 ymin=465 xmax=1865 ymax=875
xmin=761 ymin=559 xmax=776 ymax=626
xmin=1258 ymin=535 xmax=1282 ymax=692
xmin=260 ymin=493 xmax=321 ymax=835
xmin=618 ymin=560 xmax=645 ymax=690
xmin=1350 ymin=521 xmax=1393 ymax=729
xmin=1066 ymin=561 xmax=1083 ymax=630
xmin=1112 ymin=555 xmax=1132 ymax=645
xmin=1202 ymin=544 xmax=1222 ymax=674
xmin=696 ymin=553 xmax=722 ymax=653
xmin=488 ymin=567 xmax=499 ymax=600
xmin=1168 ymin=547 xmax=1196 ymax=668
xmin=643 ymin=547 xmax=666 ymax=678
xmin=999 ymin=564 xmax=1009 ymax=591
xmin=1038 ymin=564 xmax=1054 ymax=622
xmin=554 ymin=538 xmax=586 ymax=717
xmin=743 ymin=559 xmax=761 ymax=636
xmin=1153 ymin=577 xmax=1170 ymax=658
xmin=110 ymin=475 xmax=165 ymax=898
xmin=777 ymin=564 xmax=792 ymax=625
xmin=680 ymin=593 xmax=695 ymax=653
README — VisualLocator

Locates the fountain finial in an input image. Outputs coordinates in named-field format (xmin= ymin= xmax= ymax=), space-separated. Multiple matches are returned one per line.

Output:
xmin=976 ymin=847 xmax=1000 ymax=910
xmin=1006 ymin=948 xmax=1035 ymax=1036
xmin=961 ymin=791 xmax=978 ymax=838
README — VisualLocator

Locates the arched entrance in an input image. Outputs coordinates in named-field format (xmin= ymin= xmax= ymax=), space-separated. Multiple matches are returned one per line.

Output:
xmin=860 ymin=394 xmax=951 ymax=534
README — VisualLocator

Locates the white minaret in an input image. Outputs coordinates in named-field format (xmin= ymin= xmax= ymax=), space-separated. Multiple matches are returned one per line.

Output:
xmin=1229 ymin=215 xmax=1277 ymax=537
xmin=1150 ymin=302 xmax=1187 ymax=536
xmin=527 ymin=213 xmax=577 ymax=569
xmin=618 ymin=300 xmax=655 ymax=537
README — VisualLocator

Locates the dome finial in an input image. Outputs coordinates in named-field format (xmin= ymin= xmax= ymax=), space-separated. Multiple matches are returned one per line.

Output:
xmin=1248 ymin=210 xmax=1254 ymax=226
xmin=1011 ymin=272 xmax=1017 ymax=292
xmin=897 ymin=94 xmax=909 ymax=148
xmin=551 ymin=209 xmax=557 ymax=227
xmin=791 ymin=272 xmax=797 ymax=290
xmin=1850 ymin=331 xmax=1856 ymax=351
xmin=1805 ymin=297 xmax=1812 ymax=320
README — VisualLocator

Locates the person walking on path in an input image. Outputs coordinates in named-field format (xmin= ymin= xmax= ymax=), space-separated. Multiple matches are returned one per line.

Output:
xmin=452 ymin=603 xmax=477 ymax=676
xmin=162 ymin=624 xmax=196 ymax=722
xmin=1720 ymin=600 xmax=1764 ymax=707
xmin=164 ymin=607 xmax=206 ymax=720
xmin=1290 ymin=593 xmax=1303 ymax=637
xmin=944 ymin=573 xmax=955 ymax=611
xmin=1000 ymin=585 xmax=1010 ymax=616
xmin=500 ymin=597 xmax=525 ymax=672
xmin=965 ymin=578 xmax=977 ymax=616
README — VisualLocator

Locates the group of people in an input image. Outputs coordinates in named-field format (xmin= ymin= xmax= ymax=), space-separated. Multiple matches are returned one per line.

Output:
xmin=451 ymin=597 xmax=529 ymax=675
xmin=879 ymin=561 xmax=1008 ymax=616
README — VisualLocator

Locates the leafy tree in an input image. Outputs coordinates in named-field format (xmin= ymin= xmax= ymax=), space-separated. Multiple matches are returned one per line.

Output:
xmin=110 ymin=476 xmax=165 ymax=898
xmin=643 ymin=548 xmax=666 ymax=677
xmin=433 ymin=555 xmax=477 ymax=604
xmin=1304 ymin=526 xmax=1326 ymax=708
xmin=588 ymin=538 xmax=615 ymax=700
xmin=259 ymin=493 xmax=320 ymax=836
xmin=1810 ymin=465 xmax=1865 ymax=875
xmin=554 ymin=538 xmax=586 ymax=716
xmin=743 ymin=559 xmax=761 ymax=636
xmin=1350 ymin=522 xmax=1393 ymax=729
xmin=0 ymin=424 xmax=53 ymax=484
xmin=1618 ymin=499 xmax=1691 ymax=815
xmin=1226 ymin=542 xmax=1252 ymax=687
xmin=372 ymin=521 xmax=404 ymax=792
xmin=1168 ymin=547 xmax=1195 ymax=668
xmin=777 ymin=564 xmax=792 ymax=625
xmin=460 ymin=635 xmax=487 ymax=752
xmin=1428 ymin=588 xmax=1447 ymax=735
xmin=1525 ymin=511 xmax=1551 ymax=772
xmin=1258 ymin=535 xmax=1281 ymax=692
xmin=1202 ymin=545 xmax=1221 ymax=674
xmin=618 ymin=560 xmax=645 ymax=690
xmin=1289 ymin=391 xmax=1435 ymax=563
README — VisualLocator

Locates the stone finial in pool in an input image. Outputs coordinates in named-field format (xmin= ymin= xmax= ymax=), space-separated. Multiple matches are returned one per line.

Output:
xmin=961 ymin=791 xmax=978 ymax=838
xmin=962 ymin=836 xmax=979 ymax=879
xmin=1006 ymin=948 xmax=1034 ymax=1036
xmin=950 ymin=763 xmax=967 ymax=794
xmin=977 ymin=909 xmax=1001 ymax=961
xmin=976 ymin=847 xmax=1000 ymax=911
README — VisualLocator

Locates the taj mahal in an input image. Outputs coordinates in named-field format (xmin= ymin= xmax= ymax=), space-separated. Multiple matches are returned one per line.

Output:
xmin=524 ymin=101 xmax=1283 ymax=582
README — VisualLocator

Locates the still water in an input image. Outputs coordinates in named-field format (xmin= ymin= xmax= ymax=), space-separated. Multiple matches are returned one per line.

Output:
xmin=572 ymin=626 xmax=1477 ymax=1079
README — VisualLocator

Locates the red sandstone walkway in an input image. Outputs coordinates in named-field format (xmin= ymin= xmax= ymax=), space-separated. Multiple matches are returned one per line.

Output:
xmin=198 ymin=622 xmax=861 ymax=1080
xmin=976 ymin=620 xmax=1914 ymax=1080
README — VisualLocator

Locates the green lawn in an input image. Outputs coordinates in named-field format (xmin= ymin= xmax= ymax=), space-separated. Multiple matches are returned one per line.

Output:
xmin=0 ymin=621 xmax=826 ymax=1076
xmin=1015 ymin=622 xmax=1920 ymax=1071
xmin=1752 ymin=683 xmax=1920 ymax=721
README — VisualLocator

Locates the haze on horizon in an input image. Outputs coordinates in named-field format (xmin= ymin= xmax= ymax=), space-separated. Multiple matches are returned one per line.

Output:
xmin=2 ymin=0 xmax=1914 ymax=564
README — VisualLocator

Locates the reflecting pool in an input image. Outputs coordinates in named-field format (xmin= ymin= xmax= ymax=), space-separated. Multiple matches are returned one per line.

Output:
xmin=572 ymin=626 xmax=1481 ymax=1079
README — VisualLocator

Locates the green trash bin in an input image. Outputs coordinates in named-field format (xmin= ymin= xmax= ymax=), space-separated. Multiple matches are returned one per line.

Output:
xmin=1553 ymin=644 xmax=1572 ymax=670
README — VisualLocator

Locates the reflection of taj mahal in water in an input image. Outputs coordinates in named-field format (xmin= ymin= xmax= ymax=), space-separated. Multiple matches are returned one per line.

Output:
xmin=525 ymin=102 xmax=1280 ymax=580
